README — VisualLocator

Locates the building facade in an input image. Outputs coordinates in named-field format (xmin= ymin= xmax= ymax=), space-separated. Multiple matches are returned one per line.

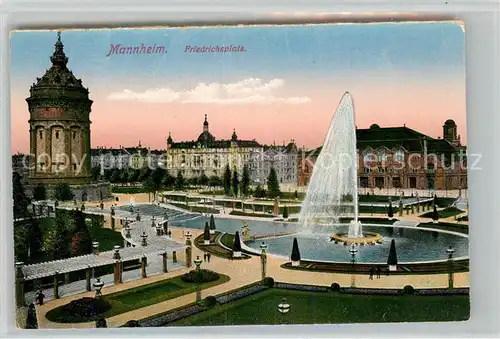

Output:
xmin=247 ymin=142 xmax=299 ymax=185
xmin=165 ymin=115 xmax=263 ymax=179
xmin=299 ymin=122 xmax=467 ymax=190
xmin=27 ymin=33 xmax=92 ymax=186
xmin=91 ymin=143 xmax=163 ymax=170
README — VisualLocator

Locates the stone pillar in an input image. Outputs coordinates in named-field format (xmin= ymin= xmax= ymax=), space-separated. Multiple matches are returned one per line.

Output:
xmin=162 ymin=252 xmax=168 ymax=273
xmin=53 ymin=272 xmax=60 ymax=299
xmin=114 ymin=260 xmax=123 ymax=284
xmin=185 ymin=246 xmax=192 ymax=268
xmin=162 ymin=220 xmax=168 ymax=235
xmin=172 ymin=251 xmax=177 ymax=263
xmin=45 ymin=127 xmax=52 ymax=171
xmin=406 ymin=207 xmax=409 ymax=215
xmin=111 ymin=217 xmax=115 ymax=231
xmin=15 ymin=262 xmax=25 ymax=308
xmin=85 ymin=266 xmax=92 ymax=292
xmin=141 ymin=256 xmax=147 ymax=278
xmin=64 ymin=272 xmax=70 ymax=284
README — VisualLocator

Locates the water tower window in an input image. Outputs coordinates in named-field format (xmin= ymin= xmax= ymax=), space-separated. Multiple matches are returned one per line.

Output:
xmin=73 ymin=164 xmax=77 ymax=171
xmin=55 ymin=131 xmax=60 ymax=139
xmin=39 ymin=131 xmax=43 ymax=139
xmin=73 ymin=131 xmax=77 ymax=139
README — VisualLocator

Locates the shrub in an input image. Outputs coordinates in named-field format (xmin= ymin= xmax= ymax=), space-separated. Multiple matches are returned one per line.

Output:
xmin=203 ymin=296 xmax=217 ymax=307
xmin=62 ymin=297 xmax=111 ymax=318
xmin=263 ymin=277 xmax=275 ymax=287
xmin=123 ymin=320 xmax=142 ymax=327
xmin=331 ymin=282 xmax=341 ymax=292
xmin=403 ymin=285 xmax=415 ymax=295
xmin=181 ymin=269 xmax=220 ymax=283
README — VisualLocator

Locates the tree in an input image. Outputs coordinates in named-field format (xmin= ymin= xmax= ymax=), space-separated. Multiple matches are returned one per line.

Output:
xmin=223 ymin=164 xmax=231 ymax=195
xmin=432 ymin=204 xmax=439 ymax=223
xmin=91 ymin=165 xmax=102 ymax=181
xmin=162 ymin=171 xmax=176 ymax=188
xmin=241 ymin=165 xmax=250 ymax=196
xmin=254 ymin=185 xmax=266 ymax=198
xmin=138 ymin=167 xmax=152 ymax=182
xmin=209 ymin=214 xmax=216 ymax=231
xmin=175 ymin=171 xmax=185 ymax=190
xmin=387 ymin=239 xmax=398 ymax=266
xmin=142 ymin=176 xmax=155 ymax=202
xmin=27 ymin=217 xmax=43 ymax=259
xmin=232 ymin=170 xmax=239 ymax=197
xmin=290 ymin=237 xmax=301 ymax=262
xmin=54 ymin=183 xmax=74 ymax=201
xmin=267 ymin=167 xmax=281 ymax=198
xmin=51 ymin=210 xmax=71 ymax=260
xmin=388 ymin=201 xmax=394 ymax=219
xmin=12 ymin=172 xmax=29 ymax=218
xmin=208 ymin=175 xmax=222 ymax=188
xmin=283 ymin=205 xmax=289 ymax=219
xmin=150 ymin=167 xmax=166 ymax=199
xmin=199 ymin=172 xmax=209 ymax=186
xmin=33 ymin=183 xmax=47 ymax=201
xmin=204 ymin=222 xmax=210 ymax=241
xmin=14 ymin=225 xmax=29 ymax=262
xmin=109 ymin=169 xmax=120 ymax=183
xmin=70 ymin=210 xmax=93 ymax=256
xmin=232 ymin=231 xmax=242 ymax=252
xmin=128 ymin=168 xmax=140 ymax=183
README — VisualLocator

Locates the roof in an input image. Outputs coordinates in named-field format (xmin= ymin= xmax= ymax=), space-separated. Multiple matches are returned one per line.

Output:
xmin=169 ymin=139 xmax=261 ymax=149
xmin=308 ymin=126 xmax=461 ymax=159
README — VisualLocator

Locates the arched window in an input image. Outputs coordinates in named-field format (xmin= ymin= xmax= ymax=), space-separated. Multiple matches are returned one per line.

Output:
xmin=377 ymin=149 xmax=387 ymax=162
xmin=394 ymin=150 xmax=405 ymax=162
xmin=363 ymin=150 xmax=375 ymax=164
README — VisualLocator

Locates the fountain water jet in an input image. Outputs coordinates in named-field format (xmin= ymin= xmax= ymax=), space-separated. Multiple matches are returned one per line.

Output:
xmin=298 ymin=92 xmax=381 ymax=245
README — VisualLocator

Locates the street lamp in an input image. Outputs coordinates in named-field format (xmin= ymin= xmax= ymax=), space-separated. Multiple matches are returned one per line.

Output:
xmin=260 ymin=241 xmax=268 ymax=279
xmin=446 ymin=246 xmax=455 ymax=289
xmin=93 ymin=277 xmax=104 ymax=299
xmin=125 ymin=222 xmax=132 ymax=239
xmin=141 ymin=232 xmax=148 ymax=246
xmin=194 ymin=255 xmax=203 ymax=302
xmin=349 ymin=244 xmax=358 ymax=288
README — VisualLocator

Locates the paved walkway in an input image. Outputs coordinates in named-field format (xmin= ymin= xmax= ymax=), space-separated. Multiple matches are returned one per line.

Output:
xmin=33 ymin=224 xmax=469 ymax=329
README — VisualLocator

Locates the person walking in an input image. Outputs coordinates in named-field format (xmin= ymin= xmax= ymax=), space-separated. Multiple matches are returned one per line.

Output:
xmin=207 ymin=253 xmax=211 ymax=263
xmin=203 ymin=253 xmax=207 ymax=262
xmin=376 ymin=267 xmax=381 ymax=279
xmin=369 ymin=267 xmax=374 ymax=280
xmin=36 ymin=290 xmax=45 ymax=306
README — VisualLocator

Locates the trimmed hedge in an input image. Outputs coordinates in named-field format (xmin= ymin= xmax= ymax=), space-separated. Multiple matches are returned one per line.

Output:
xmin=263 ymin=277 xmax=275 ymax=287
xmin=203 ymin=296 xmax=217 ymax=307
xmin=58 ymin=297 xmax=111 ymax=320
xmin=330 ymin=283 xmax=341 ymax=292
xmin=216 ymin=285 xmax=268 ymax=305
xmin=274 ymin=282 xmax=329 ymax=293
xmin=139 ymin=304 xmax=206 ymax=327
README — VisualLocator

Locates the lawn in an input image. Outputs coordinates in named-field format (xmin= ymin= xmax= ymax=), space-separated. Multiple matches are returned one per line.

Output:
xmin=171 ymin=288 xmax=469 ymax=326
xmin=46 ymin=273 xmax=230 ymax=323
xmin=420 ymin=206 xmax=464 ymax=219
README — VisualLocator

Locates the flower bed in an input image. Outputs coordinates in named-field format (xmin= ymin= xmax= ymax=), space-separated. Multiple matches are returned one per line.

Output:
xmin=216 ymin=285 xmax=268 ymax=305
xmin=415 ymin=288 xmax=469 ymax=295
xmin=340 ymin=288 xmax=401 ymax=295
xmin=274 ymin=282 xmax=330 ymax=293
xmin=139 ymin=304 xmax=206 ymax=327
xmin=181 ymin=269 xmax=220 ymax=283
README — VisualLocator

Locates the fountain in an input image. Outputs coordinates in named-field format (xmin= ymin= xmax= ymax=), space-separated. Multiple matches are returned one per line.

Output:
xmin=299 ymin=92 xmax=381 ymax=245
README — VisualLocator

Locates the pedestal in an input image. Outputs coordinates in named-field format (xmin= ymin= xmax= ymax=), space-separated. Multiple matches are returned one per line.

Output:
xmin=162 ymin=253 xmax=168 ymax=273
xmin=141 ymin=256 xmax=147 ymax=278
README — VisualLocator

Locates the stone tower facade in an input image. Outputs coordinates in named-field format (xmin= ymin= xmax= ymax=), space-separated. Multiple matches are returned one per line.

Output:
xmin=27 ymin=32 xmax=92 ymax=185
xmin=443 ymin=119 xmax=461 ymax=147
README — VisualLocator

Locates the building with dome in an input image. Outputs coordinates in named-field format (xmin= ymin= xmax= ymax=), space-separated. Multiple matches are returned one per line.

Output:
xmin=299 ymin=121 xmax=467 ymax=191
xmin=26 ymin=32 xmax=109 ymax=200
xmin=165 ymin=115 xmax=264 ymax=179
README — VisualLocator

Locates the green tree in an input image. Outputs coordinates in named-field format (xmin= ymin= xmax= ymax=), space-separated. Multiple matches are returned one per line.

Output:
xmin=27 ymin=217 xmax=44 ymax=259
xmin=138 ymin=167 xmax=152 ymax=182
xmin=91 ymin=165 xmax=102 ymax=181
xmin=54 ymin=183 xmax=74 ymax=201
xmin=175 ymin=171 xmax=185 ymax=190
xmin=387 ymin=239 xmax=398 ymax=266
xmin=33 ymin=183 xmax=47 ymax=201
xmin=70 ymin=210 xmax=93 ymax=256
xmin=12 ymin=172 xmax=29 ymax=219
xmin=208 ymin=175 xmax=222 ymax=188
xmin=223 ymin=164 xmax=231 ymax=195
xmin=291 ymin=237 xmax=301 ymax=262
xmin=254 ymin=185 xmax=266 ymax=198
xmin=232 ymin=231 xmax=242 ymax=252
xmin=232 ymin=170 xmax=239 ymax=197
xmin=128 ymin=168 xmax=140 ymax=183
xmin=51 ymin=210 xmax=71 ymax=260
xmin=203 ymin=222 xmax=211 ymax=241
xmin=143 ymin=176 xmax=155 ymax=202
xmin=283 ymin=205 xmax=289 ymax=219
xmin=266 ymin=167 xmax=281 ymax=198
xmin=162 ymin=171 xmax=176 ymax=188
xmin=241 ymin=165 xmax=250 ymax=197
xmin=199 ymin=172 xmax=209 ymax=186
xmin=150 ymin=167 xmax=166 ymax=199
xmin=14 ymin=226 xmax=29 ymax=262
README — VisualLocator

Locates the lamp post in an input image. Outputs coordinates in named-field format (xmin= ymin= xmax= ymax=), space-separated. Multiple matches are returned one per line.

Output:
xmin=93 ymin=277 xmax=104 ymax=299
xmin=349 ymin=244 xmax=358 ymax=288
xmin=125 ymin=221 xmax=132 ymax=239
xmin=260 ymin=241 xmax=268 ymax=279
xmin=446 ymin=246 xmax=455 ymax=289
xmin=194 ymin=255 xmax=203 ymax=302
xmin=141 ymin=232 xmax=148 ymax=246
xmin=277 ymin=297 xmax=291 ymax=324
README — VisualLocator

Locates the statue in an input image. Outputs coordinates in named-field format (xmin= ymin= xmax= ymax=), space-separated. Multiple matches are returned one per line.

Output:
xmin=241 ymin=221 xmax=252 ymax=241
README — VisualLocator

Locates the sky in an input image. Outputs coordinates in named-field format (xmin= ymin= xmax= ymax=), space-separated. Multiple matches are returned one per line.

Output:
xmin=10 ymin=22 xmax=466 ymax=153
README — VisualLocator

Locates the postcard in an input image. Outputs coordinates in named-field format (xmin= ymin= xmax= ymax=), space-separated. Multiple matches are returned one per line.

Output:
xmin=10 ymin=22 xmax=469 ymax=329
